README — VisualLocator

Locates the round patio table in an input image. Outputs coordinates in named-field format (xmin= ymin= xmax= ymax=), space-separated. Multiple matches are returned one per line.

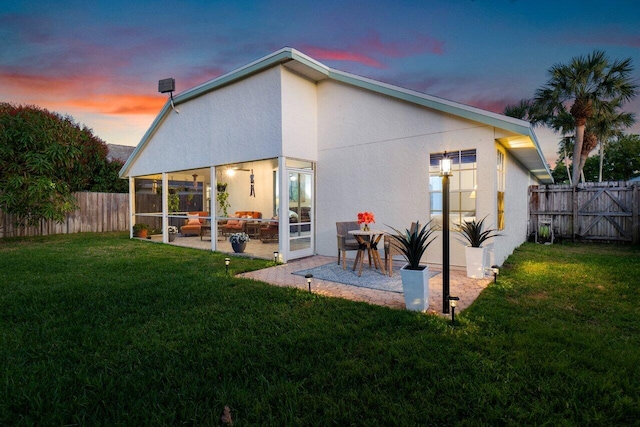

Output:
xmin=348 ymin=229 xmax=387 ymax=276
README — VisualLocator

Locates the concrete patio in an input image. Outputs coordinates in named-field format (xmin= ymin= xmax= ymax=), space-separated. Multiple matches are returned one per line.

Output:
xmin=239 ymin=255 xmax=492 ymax=315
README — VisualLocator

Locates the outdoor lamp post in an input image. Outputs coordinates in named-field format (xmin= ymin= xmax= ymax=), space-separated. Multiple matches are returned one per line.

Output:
xmin=225 ymin=257 xmax=230 ymax=275
xmin=448 ymin=295 xmax=460 ymax=324
xmin=491 ymin=265 xmax=499 ymax=283
xmin=440 ymin=152 xmax=453 ymax=314
xmin=305 ymin=274 xmax=313 ymax=292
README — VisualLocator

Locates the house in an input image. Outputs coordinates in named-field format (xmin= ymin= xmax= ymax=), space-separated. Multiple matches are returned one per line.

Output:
xmin=119 ymin=47 xmax=553 ymax=267
xmin=107 ymin=144 xmax=136 ymax=163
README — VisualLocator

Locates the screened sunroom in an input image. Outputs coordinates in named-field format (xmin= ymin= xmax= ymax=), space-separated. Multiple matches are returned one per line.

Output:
xmin=129 ymin=158 xmax=314 ymax=262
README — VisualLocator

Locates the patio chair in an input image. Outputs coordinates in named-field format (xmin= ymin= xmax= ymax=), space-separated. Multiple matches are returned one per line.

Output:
xmin=385 ymin=222 xmax=417 ymax=276
xmin=259 ymin=217 xmax=279 ymax=242
xmin=336 ymin=221 xmax=361 ymax=270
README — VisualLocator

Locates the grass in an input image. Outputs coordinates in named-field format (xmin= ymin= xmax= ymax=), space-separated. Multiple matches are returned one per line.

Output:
xmin=1 ymin=233 xmax=639 ymax=425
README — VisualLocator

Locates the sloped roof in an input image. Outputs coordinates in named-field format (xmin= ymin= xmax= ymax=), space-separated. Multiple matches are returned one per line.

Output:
xmin=121 ymin=47 xmax=552 ymax=183
xmin=107 ymin=144 xmax=135 ymax=163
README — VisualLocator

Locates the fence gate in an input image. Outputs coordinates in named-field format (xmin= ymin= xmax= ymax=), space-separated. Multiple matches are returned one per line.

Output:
xmin=529 ymin=181 xmax=639 ymax=244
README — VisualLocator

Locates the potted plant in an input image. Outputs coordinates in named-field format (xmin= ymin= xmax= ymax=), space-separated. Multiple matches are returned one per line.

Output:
xmin=538 ymin=224 xmax=552 ymax=244
xmin=168 ymin=189 xmax=180 ymax=213
xmin=229 ymin=232 xmax=249 ymax=253
xmin=388 ymin=220 xmax=438 ymax=312
xmin=458 ymin=216 xmax=501 ymax=279
xmin=216 ymin=188 xmax=231 ymax=218
xmin=132 ymin=223 xmax=149 ymax=238
xmin=167 ymin=225 xmax=178 ymax=242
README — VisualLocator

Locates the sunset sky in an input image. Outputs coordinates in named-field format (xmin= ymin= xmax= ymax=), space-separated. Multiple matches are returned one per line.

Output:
xmin=2 ymin=0 xmax=639 ymax=164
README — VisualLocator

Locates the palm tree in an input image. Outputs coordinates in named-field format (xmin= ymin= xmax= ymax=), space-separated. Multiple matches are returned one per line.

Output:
xmin=533 ymin=50 xmax=636 ymax=186
xmin=586 ymin=98 xmax=635 ymax=181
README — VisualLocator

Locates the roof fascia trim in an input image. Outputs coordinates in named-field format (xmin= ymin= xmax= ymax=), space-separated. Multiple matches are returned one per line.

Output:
xmin=119 ymin=102 xmax=172 ymax=178
xmin=327 ymin=69 xmax=553 ymax=182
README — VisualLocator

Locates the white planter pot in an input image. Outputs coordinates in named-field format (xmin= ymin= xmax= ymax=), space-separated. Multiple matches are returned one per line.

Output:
xmin=465 ymin=246 xmax=486 ymax=279
xmin=400 ymin=265 xmax=430 ymax=312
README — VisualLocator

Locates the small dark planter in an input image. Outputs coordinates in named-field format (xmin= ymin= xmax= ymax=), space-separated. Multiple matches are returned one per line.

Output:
xmin=231 ymin=241 xmax=247 ymax=253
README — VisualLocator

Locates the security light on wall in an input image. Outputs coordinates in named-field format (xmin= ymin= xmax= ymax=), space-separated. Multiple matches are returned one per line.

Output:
xmin=158 ymin=78 xmax=179 ymax=113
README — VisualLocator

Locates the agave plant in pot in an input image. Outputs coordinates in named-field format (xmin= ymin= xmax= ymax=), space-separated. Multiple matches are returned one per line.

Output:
xmin=388 ymin=220 xmax=438 ymax=312
xmin=458 ymin=216 xmax=501 ymax=279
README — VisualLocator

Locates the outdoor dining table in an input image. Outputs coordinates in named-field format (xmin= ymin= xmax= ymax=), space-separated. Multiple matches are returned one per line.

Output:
xmin=348 ymin=229 xmax=387 ymax=276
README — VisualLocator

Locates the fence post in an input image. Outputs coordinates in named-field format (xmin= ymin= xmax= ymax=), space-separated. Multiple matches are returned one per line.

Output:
xmin=633 ymin=183 xmax=639 ymax=245
xmin=572 ymin=186 xmax=578 ymax=242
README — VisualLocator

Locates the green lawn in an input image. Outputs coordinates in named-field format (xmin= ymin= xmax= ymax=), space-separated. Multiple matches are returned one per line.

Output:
xmin=1 ymin=233 xmax=638 ymax=425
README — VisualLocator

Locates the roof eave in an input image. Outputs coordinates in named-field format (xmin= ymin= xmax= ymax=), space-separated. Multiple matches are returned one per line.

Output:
xmin=121 ymin=47 xmax=553 ymax=183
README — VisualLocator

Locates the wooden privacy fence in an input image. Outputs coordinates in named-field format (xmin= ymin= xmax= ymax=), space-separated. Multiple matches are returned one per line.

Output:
xmin=529 ymin=181 xmax=640 ymax=244
xmin=0 ymin=192 xmax=129 ymax=238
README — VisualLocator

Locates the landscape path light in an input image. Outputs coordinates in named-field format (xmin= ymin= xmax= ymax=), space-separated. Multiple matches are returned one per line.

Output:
xmin=448 ymin=295 xmax=460 ymax=324
xmin=491 ymin=265 xmax=499 ymax=283
xmin=273 ymin=251 xmax=279 ymax=264
xmin=225 ymin=257 xmax=231 ymax=275
xmin=305 ymin=274 xmax=313 ymax=292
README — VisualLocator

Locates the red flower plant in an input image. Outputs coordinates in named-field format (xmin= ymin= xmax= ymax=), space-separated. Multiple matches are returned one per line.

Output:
xmin=357 ymin=211 xmax=375 ymax=225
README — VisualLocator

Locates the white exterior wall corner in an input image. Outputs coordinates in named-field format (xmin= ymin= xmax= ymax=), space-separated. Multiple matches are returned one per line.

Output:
xmin=280 ymin=67 xmax=318 ymax=160
xmin=493 ymin=144 xmax=534 ymax=265
xmin=126 ymin=66 xmax=284 ymax=178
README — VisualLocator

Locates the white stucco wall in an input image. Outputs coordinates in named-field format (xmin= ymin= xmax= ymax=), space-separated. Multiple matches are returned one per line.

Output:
xmin=127 ymin=66 xmax=284 ymax=177
xmin=314 ymin=80 xmax=510 ymax=266
xmin=280 ymin=67 xmax=318 ymax=161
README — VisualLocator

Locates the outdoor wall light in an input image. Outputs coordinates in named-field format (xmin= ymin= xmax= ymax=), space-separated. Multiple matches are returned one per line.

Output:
xmin=225 ymin=257 xmax=231 ymax=274
xmin=448 ymin=295 xmax=460 ymax=324
xmin=305 ymin=273 xmax=313 ymax=292
xmin=491 ymin=265 xmax=499 ymax=283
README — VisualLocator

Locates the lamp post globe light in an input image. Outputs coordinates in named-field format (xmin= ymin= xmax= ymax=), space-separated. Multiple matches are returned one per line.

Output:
xmin=439 ymin=153 xmax=452 ymax=314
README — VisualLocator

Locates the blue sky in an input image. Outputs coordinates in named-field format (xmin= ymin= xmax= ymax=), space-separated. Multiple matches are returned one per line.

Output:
xmin=2 ymin=0 xmax=639 ymax=164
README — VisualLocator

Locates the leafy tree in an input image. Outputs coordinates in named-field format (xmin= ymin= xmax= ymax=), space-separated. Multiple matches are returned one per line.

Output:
xmin=0 ymin=103 xmax=127 ymax=228
xmin=586 ymin=98 xmax=635 ymax=181
xmin=601 ymin=134 xmax=640 ymax=181
xmin=551 ymin=158 xmax=572 ymax=184
xmin=532 ymin=50 xmax=636 ymax=186
xmin=552 ymin=133 xmax=640 ymax=183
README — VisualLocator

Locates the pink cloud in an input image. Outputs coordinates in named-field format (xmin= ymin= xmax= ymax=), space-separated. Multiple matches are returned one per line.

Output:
xmin=66 ymin=94 xmax=166 ymax=115
xmin=181 ymin=66 xmax=228 ymax=89
xmin=300 ymin=46 xmax=385 ymax=68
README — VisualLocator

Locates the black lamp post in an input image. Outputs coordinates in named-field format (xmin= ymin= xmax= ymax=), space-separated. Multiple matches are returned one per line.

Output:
xmin=305 ymin=274 xmax=313 ymax=292
xmin=224 ymin=257 xmax=230 ymax=275
xmin=440 ymin=153 xmax=453 ymax=314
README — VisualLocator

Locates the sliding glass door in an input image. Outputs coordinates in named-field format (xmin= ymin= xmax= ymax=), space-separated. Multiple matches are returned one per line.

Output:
xmin=287 ymin=167 xmax=313 ymax=259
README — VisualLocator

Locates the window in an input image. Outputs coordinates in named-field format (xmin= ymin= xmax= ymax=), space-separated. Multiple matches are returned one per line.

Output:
xmin=429 ymin=150 xmax=477 ymax=228
xmin=497 ymin=149 xmax=506 ymax=230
